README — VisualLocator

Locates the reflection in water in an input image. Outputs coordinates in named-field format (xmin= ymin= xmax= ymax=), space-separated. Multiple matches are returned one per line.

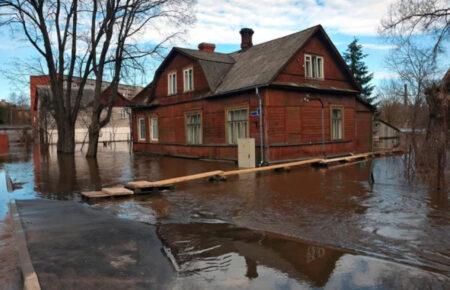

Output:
xmin=159 ymin=223 xmax=449 ymax=290
xmin=2 ymin=144 xmax=450 ymax=288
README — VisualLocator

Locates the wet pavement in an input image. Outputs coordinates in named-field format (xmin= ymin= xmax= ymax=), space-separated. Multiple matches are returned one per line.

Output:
xmin=1 ymin=143 xmax=450 ymax=289
xmin=15 ymin=199 xmax=175 ymax=290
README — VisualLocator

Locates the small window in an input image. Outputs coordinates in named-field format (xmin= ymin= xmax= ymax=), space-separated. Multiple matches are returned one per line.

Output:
xmin=150 ymin=117 xmax=158 ymax=142
xmin=138 ymin=117 xmax=146 ymax=141
xmin=186 ymin=112 xmax=202 ymax=144
xmin=304 ymin=54 xmax=324 ymax=79
xmin=227 ymin=108 xmax=248 ymax=144
xmin=331 ymin=107 xmax=343 ymax=140
xmin=120 ymin=108 xmax=129 ymax=119
xmin=183 ymin=67 xmax=194 ymax=92
xmin=168 ymin=72 xmax=177 ymax=95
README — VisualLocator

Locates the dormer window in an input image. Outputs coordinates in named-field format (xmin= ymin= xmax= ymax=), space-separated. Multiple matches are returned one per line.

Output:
xmin=168 ymin=72 xmax=177 ymax=95
xmin=183 ymin=67 xmax=194 ymax=92
xmin=304 ymin=54 xmax=324 ymax=79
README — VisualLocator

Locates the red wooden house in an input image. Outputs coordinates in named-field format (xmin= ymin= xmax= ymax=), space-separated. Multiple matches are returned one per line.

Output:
xmin=131 ymin=25 xmax=374 ymax=163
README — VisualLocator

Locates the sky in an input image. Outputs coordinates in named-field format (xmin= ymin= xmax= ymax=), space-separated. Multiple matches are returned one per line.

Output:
xmin=0 ymin=0 xmax=446 ymax=101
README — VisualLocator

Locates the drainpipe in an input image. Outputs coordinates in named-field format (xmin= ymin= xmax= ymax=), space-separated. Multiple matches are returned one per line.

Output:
xmin=255 ymin=87 xmax=265 ymax=166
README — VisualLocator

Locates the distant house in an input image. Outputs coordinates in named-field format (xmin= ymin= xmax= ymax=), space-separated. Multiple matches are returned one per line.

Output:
xmin=30 ymin=76 xmax=143 ymax=145
xmin=373 ymin=119 xmax=400 ymax=150
xmin=130 ymin=25 xmax=375 ymax=163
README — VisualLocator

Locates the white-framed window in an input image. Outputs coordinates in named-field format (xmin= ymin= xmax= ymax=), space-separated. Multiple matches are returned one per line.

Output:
xmin=138 ymin=117 xmax=146 ymax=141
xmin=331 ymin=107 xmax=343 ymax=140
xmin=304 ymin=54 xmax=324 ymax=79
xmin=150 ymin=117 xmax=158 ymax=142
xmin=227 ymin=108 xmax=248 ymax=144
xmin=183 ymin=67 xmax=194 ymax=92
xmin=168 ymin=72 xmax=177 ymax=95
xmin=185 ymin=112 xmax=202 ymax=144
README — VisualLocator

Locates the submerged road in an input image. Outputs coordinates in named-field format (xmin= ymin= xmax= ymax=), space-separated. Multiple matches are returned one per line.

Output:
xmin=16 ymin=199 xmax=175 ymax=290
xmin=15 ymin=199 xmax=450 ymax=290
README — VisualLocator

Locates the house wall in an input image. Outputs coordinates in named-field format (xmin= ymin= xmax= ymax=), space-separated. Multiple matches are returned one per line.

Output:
xmin=132 ymin=88 xmax=373 ymax=162
xmin=132 ymin=91 xmax=259 ymax=160
xmin=153 ymin=53 xmax=211 ymax=105
xmin=43 ymin=107 xmax=131 ymax=144
xmin=30 ymin=76 xmax=136 ymax=144
xmin=263 ymin=89 xmax=359 ymax=161
xmin=354 ymin=101 xmax=373 ymax=153
xmin=30 ymin=75 xmax=51 ymax=128
xmin=373 ymin=120 xmax=400 ymax=150
xmin=275 ymin=34 xmax=356 ymax=91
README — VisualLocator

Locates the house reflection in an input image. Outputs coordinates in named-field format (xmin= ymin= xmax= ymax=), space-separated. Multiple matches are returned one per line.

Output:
xmin=157 ymin=223 xmax=344 ymax=288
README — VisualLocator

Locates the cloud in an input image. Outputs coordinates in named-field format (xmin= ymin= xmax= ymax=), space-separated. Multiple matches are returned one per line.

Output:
xmin=373 ymin=71 xmax=398 ymax=80
xmin=189 ymin=0 xmax=395 ymax=45
xmin=141 ymin=0 xmax=397 ymax=47
xmin=361 ymin=43 xmax=397 ymax=50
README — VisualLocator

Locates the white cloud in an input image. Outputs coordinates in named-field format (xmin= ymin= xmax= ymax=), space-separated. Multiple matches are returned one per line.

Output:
xmin=141 ymin=0 xmax=397 ymax=47
xmin=191 ymin=0 xmax=395 ymax=45
xmin=373 ymin=71 xmax=398 ymax=80
xmin=361 ymin=43 xmax=397 ymax=50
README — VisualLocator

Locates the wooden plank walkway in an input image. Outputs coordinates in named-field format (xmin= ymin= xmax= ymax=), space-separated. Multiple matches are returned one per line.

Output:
xmin=81 ymin=149 xmax=403 ymax=199
xmin=221 ymin=158 xmax=322 ymax=176
xmin=125 ymin=170 xmax=224 ymax=191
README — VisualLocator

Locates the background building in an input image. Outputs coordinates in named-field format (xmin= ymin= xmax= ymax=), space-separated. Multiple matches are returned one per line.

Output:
xmin=30 ymin=76 xmax=142 ymax=145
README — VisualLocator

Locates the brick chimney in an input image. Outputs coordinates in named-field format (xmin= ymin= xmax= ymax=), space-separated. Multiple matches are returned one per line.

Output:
xmin=198 ymin=42 xmax=216 ymax=53
xmin=240 ymin=28 xmax=254 ymax=50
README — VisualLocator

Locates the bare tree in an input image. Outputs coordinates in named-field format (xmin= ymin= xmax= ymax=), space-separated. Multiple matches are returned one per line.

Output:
xmin=83 ymin=0 xmax=195 ymax=158
xmin=0 ymin=0 xmax=195 ymax=156
xmin=423 ymin=70 xmax=449 ymax=189
xmin=8 ymin=90 xmax=29 ymax=108
xmin=0 ymin=0 xmax=89 ymax=153
xmin=385 ymin=40 xmax=437 ymax=130
xmin=379 ymin=41 xmax=439 ymax=181
xmin=380 ymin=0 xmax=450 ymax=58
xmin=380 ymin=0 xmax=449 ymax=190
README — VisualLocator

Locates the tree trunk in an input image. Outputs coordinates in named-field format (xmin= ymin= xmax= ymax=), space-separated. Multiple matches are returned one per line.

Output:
xmin=86 ymin=119 xmax=101 ymax=158
xmin=56 ymin=118 xmax=76 ymax=154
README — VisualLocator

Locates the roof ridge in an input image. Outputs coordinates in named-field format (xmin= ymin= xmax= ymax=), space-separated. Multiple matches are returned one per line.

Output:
xmin=230 ymin=25 xmax=321 ymax=54
xmin=174 ymin=46 xmax=231 ymax=56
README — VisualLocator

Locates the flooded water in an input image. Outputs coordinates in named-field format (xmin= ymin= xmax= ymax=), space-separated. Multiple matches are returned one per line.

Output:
xmin=1 ymin=143 xmax=450 ymax=289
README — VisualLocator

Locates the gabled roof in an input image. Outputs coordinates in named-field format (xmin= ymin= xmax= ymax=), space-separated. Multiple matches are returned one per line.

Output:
xmin=216 ymin=25 xmax=319 ymax=93
xmin=36 ymin=86 xmax=131 ymax=109
xmin=149 ymin=24 xmax=360 ymax=102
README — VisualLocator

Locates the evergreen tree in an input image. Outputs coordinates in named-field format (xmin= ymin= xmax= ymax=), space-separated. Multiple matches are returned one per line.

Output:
xmin=343 ymin=38 xmax=375 ymax=104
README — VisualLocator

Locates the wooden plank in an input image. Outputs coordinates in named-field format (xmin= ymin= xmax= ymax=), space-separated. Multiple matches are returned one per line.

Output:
xmin=126 ymin=170 xmax=224 ymax=190
xmin=81 ymin=191 xmax=110 ymax=198
xmin=221 ymin=158 xmax=322 ymax=177
xmin=102 ymin=187 xmax=134 ymax=196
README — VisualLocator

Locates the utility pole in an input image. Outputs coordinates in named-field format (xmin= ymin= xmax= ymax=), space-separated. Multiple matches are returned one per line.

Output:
xmin=403 ymin=83 xmax=408 ymax=106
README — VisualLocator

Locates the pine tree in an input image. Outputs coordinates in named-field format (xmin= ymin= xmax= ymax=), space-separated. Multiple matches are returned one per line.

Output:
xmin=343 ymin=38 xmax=375 ymax=104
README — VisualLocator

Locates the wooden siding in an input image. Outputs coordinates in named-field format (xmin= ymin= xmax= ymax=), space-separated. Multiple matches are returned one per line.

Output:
xmin=153 ymin=53 xmax=211 ymax=105
xmin=275 ymin=34 xmax=356 ymax=91
xmin=132 ymin=88 xmax=373 ymax=162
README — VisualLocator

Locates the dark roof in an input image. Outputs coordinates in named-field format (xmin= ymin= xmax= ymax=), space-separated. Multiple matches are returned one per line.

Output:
xmin=36 ymin=86 xmax=130 ymax=109
xmin=131 ymin=82 xmax=153 ymax=104
xmin=216 ymin=26 xmax=318 ymax=93
xmin=147 ymin=25 xmax=360 ymax=103
xmin=175 ymin=48 xmax=234 ymax=63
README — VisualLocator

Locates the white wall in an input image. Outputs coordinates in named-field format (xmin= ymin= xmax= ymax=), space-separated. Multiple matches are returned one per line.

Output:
xmin=46 ymin=126 xmax=130 ymax=144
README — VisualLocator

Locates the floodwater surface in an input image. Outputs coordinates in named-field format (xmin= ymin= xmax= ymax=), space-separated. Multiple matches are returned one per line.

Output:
xmin=1 ymin=143 xmax=449 ymax=289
